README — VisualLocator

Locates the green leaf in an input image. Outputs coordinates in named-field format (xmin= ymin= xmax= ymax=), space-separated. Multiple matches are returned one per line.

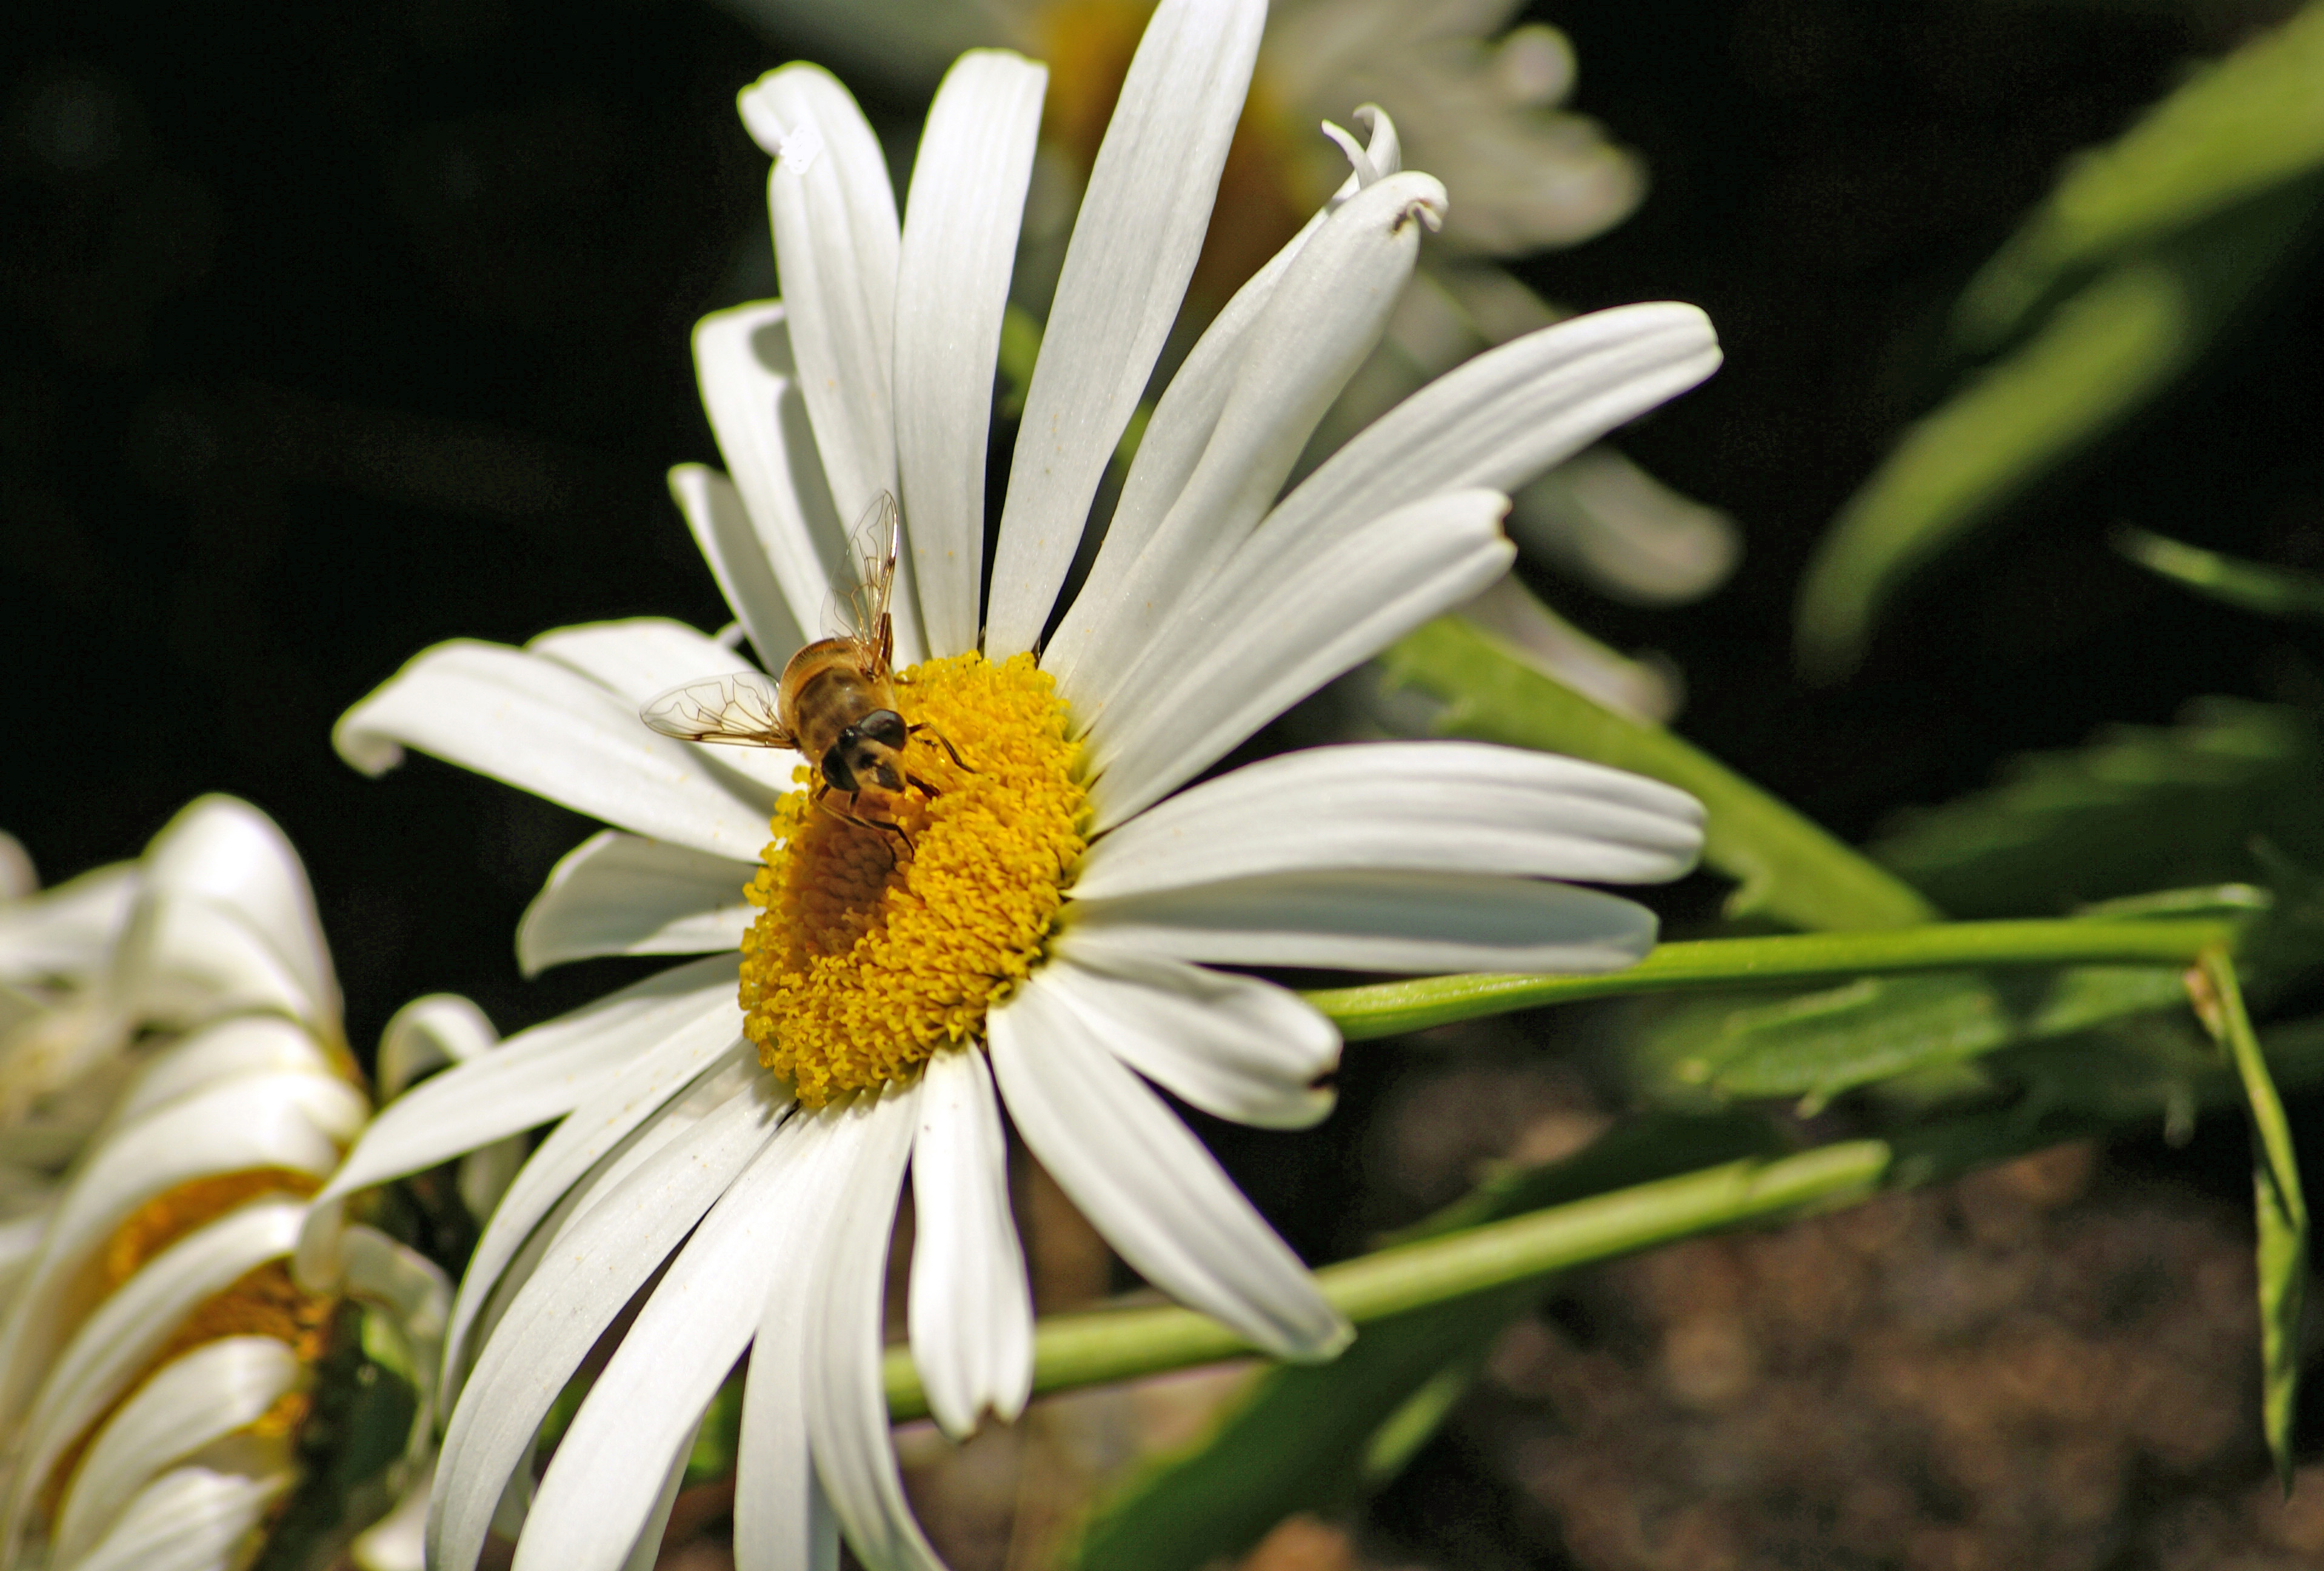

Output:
xmin=1649 ymin=966 xmax=2191 ymax=1113
xmin=2192 ymin=948 xmax=2310 ymax=1493
xmin=1798 ymin=178 xmax=2320 ymax=681
xmin=1067 ymin=1114 xmax=1788 ymax=1571
xmin=252 ymin=1304 xmax=424 ymax=1571
xmin=1866 ymin=699 xmax=2324 ymax=919
xmin=2117 ymin=525 xmax=2324 ymax=621
xmin=1955 ymin=1 xmax=2324 ymax=351
xmin=1381 ymin=615 xmax=1938 ymax=930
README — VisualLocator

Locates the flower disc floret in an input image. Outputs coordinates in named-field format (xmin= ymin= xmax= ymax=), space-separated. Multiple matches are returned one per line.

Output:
xmin=739 ymin=652 xmax=1086 ymax=1105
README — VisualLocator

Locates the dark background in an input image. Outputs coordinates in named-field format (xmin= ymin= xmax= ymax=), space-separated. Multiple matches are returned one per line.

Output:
xmin=6 ymin=0 xmax=2322 ymax=1227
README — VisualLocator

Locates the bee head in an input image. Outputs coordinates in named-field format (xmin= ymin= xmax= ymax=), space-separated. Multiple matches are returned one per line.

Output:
xmin=826 ymin=710 xmax=909 ymax=795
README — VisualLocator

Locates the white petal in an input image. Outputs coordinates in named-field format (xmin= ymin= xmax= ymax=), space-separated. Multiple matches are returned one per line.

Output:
xmin=741 ymin=65 xmax=925 ymax=667
xmin=1087 ymin=490 xmax=1517 ymax=829
xmin=692 ymin=302 xmax=848 ymax=640
xmin=989 ymin=975 xmax=1349 ymax=1360
xmin=61 ymin=1463 xmax=294 ymax=1571
xmin=984 ymin=0 xmax=1266 ymax=655
xmin=895 ymin=50 xmax=1045 ymax=658
xmin=4 ymin=1199 xmax=305 ymax=1552
xmin=1061 ymin=870 xmax=1661 ymax=974
xmin=618 ymin=1452 xmax=690 ymax=1571
xmin=135 ymin=797 xmax=336 ymax=1024
xmin=1234 ymin=304 xmax=1720 ymax=588
xmin=527 ymin=616 xmax=747 ymax=702
xmin=309 ymin=954 xmax=738 ymax=1215
xmin=1510 ymin=447 xmax=1740 ymax=607
xmin=335 ymin=639 xmax=779 ymax=856
xmin=107 ymin=1015 xmax=336 ymax=1127
xmin=523 ymin=619 xmax=800 ymax=792
xmin=516 ymin=1119 xmax=813 ymax=1571
xmin=1035 ymin=950 xmax=1338 ymax=1131
xmin=1078 ymin=740 xmax=1704 ymax=897
xmin=0 ymin=862 xmax=135 ymax=985
xmin=107 ymin=893 xmax=326 ymax=1035
xmin=437 ymin=1028 xmax=755 ymax=1393
xmin=670 ymin=464 xmax=812 ymax=669
xmin=426 ymin=1078 xmax=783 ymax=1571
xmin=907 ymin=1049 xmax=1030 ymax=1437
xmin=1041 ymin=108 xmax=1400 ymax=682
xmin=1048 ymin=172 xmax=1447 ymax=719
xmin=0 ymin=1073 xmax=358 ymax=1429
xmin=732 ymin=1119 xmax=862 ymax=1571
xmin=803 ymin=1084 xmax=942 ymax=1571
xmin=376 ymin=993 xmax=498 ymax=1102
xmin=52 ymin=1336 xmax=301 ymax=1568
xmin=518 ymin=832 xmax=759 ymax=977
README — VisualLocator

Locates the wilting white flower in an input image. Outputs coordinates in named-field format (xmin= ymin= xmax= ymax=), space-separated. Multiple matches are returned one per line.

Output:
xmin=309 ymin=2 xmax=1719 ymax=1567
xmin=0 ymin=799 xmax=449 ymax=1571
xmin=0 ymin=799 xmax=352 ymax=1319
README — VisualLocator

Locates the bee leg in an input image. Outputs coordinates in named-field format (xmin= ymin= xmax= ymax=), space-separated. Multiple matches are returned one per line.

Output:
xmin=812 ymin=790 xmax=914 ymax=857
xmin=907 ymin=724 xmax=977 ymax=773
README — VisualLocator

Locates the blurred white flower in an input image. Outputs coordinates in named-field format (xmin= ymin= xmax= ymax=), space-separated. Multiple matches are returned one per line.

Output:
xmin=713 ymin=0 xmax=1644 ymax=261
xmin=0 ymin=798 xmax=349 ymax=1320
xmin=0 ymin=799 xmax=449 ymax=1571
xmin=310 ymin=4 xmax=1718 ymax=1568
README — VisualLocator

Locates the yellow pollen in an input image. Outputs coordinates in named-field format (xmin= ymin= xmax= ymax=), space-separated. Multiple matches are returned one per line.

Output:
xmin=738 ymin=652 xmax=1087 ymax=1106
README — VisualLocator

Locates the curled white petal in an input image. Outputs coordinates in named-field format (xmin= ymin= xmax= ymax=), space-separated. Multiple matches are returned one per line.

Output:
xmin=517 ymin=832 xmax=758 ymax=978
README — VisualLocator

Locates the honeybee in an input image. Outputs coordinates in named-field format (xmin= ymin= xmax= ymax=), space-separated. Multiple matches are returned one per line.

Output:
xmin=641 ymin=492 xmax=963 ymax=848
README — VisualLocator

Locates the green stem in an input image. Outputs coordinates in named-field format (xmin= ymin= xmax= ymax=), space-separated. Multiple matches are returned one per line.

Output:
xmin=881 ymin=1011 xmax=2324 ymax=1423
xmin=884 ymin=1141 xmax=1890 ymax=1423
xmin=1304 ymin=917 xmax=2235 ymax=1041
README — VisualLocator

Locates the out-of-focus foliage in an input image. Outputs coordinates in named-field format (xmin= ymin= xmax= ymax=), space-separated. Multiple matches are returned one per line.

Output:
xmin=1064 ymin=1113 xmax=1790 ymax=1571
xmin=1953 ymin=0 xmax=2324 ymax=350
xmin=1382 ymin=615 xmax=1938 ymax=931
xmin=1867 ymin=699 xmax=2324 ymax=917
xmin=2119 ymin=525 xmax=2324 ymax=620
xmin=1795 ymin=2 xmax=2324 ymax=679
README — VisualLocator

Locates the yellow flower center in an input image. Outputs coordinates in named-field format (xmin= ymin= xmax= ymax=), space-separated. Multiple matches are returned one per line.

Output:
xmin=738 ymin=652 xmax=1087 ymax=1107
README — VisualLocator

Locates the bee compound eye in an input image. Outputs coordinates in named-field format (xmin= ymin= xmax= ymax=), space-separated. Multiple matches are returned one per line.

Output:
xmin=859 ymin=709 xmax=907 ymax=749
xmin=818 ymin=744 xmax=859 ymax=795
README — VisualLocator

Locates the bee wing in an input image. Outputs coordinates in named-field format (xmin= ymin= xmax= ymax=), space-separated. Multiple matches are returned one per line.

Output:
xmin=639 ymin=672 xmax=793 ymax=748
xmin=836 ymin=490 xmax=900 ymax=651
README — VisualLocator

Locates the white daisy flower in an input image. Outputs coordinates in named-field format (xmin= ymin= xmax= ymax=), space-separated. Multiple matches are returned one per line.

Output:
xmin=0 ymin=801 xmax=451 ymax=1571
xmin=307 ymin=2 xmax=1718 ymax=1566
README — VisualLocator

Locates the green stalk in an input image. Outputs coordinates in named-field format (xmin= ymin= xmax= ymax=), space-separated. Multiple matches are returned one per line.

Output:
xmin=884 ymin=1142 xmax=1889 ymax=1423
xmin=882 ymin=1016 xmax=2324 ymax=1424
xmin=1304 ymin=917 xmax=2234 ymax=1041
